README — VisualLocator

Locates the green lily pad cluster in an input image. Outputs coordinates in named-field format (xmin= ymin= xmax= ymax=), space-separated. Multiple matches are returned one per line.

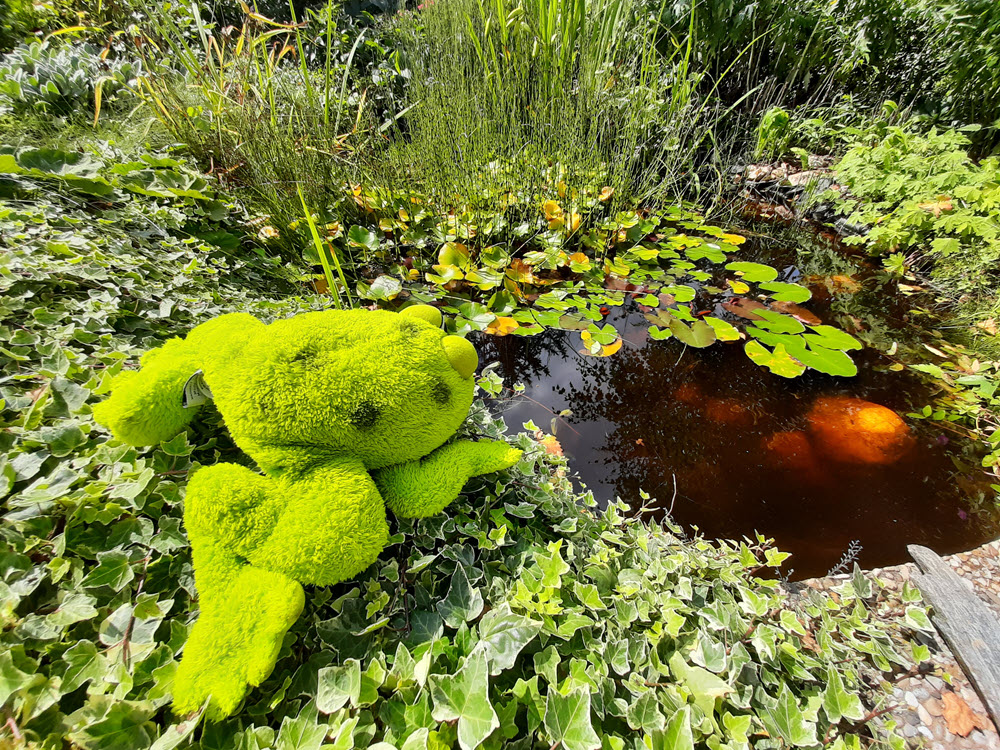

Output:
xmin=346 ymin=197 xmax=862 ymax=376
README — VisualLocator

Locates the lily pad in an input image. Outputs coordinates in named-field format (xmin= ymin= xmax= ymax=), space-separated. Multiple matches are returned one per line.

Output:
xmin=726 ymin=261 xmax=779 ymax=282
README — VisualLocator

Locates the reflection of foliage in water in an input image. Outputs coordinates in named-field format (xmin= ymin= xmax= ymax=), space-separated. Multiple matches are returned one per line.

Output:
xmin=473 ymin=327 xmax=576 ymax=388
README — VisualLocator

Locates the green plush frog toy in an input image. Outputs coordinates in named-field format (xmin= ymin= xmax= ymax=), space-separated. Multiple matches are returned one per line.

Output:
xmin=93 ymin=305 xmax=521 ymax=720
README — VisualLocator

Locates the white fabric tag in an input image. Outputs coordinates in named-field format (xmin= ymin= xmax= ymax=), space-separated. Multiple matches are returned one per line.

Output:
xmin=182 ymin=370 xmax=214 ymax=408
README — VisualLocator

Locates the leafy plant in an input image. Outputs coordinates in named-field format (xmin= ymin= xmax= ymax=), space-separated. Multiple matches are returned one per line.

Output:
xmin=753 ymin=106 xmax=791 ymax=161
xmin=0 ymin=41 xmax=141 ymax=119
xmin=832 ymin=126 xmax=1000 ymax=303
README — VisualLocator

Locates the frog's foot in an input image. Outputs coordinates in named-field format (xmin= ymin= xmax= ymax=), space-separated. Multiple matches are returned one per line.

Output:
xmin=173 ymin=566 xmax=304 ymax=720
xmin=468 ymin=441 xmax=523 ymax=476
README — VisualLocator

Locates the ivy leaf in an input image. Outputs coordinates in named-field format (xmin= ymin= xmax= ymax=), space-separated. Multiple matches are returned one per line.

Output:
xmin=59 ymin=641 xmax=106 ymax=693
xmin=477 ymin=605 xmax=542 ymax=675
xmin=429 ymin=650 xmax=499 ymax=750
xmin=822 ymin=666 xmax=866 ymax=723
xmin=436 ymin=565 xmax=484 ymax=628
xmin=625 ymin=691 xmax=665 ymax=732
xmin=81 ymin=551 xmax=134 ymax=591
xmin=759 ymin=683 xmax=818 ymax=747
xmin=316 ymin=659 xmax=361 ymax=713
xmin=0 ymin=651 xmax=34 ymax=705
xmin=67 ymin=700 xmax=156 ymax=750
xmin=274 ymin=710 xmax=329 ymax=750
xmin=535 ymin=541 xmax=570 ymax=587
xmin=904 ymin=606 xmax=934 ymax=633
xmin=652 ymin=706 xmax=694 ymax=750
xmin=543 ymin=687 xmax=601 ymax=750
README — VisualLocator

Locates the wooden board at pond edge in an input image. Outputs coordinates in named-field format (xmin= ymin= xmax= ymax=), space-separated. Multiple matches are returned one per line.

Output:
xmin=908 ymin=544 xmax=1000 ymax=732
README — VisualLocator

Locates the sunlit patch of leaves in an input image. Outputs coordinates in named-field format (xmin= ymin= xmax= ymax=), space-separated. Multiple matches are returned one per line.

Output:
xmin=0 ymin=141 xmax=927 ymax=748
xmin=334 ymin=192 xmax=862 ymax=377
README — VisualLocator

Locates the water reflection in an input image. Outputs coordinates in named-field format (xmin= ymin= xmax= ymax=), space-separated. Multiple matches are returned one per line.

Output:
xmin=475 ymin=235 xmax=998 ymax=579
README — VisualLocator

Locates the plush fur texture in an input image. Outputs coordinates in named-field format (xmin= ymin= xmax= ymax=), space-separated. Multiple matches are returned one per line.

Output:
xmin=93 ymin=306 xmax=522 ymax=719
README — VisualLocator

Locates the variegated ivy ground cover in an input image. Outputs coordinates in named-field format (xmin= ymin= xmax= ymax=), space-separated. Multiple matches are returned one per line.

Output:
xmin=0 ymin=144 xmax=931 ymax=750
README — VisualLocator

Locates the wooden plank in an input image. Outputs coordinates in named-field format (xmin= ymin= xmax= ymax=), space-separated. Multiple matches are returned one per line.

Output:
xmin=908 ymin=544 xmax=1000 ymax=731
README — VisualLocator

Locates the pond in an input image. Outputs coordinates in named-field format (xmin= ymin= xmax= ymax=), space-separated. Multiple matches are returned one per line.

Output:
xmin=474 ymin=225 xmax=1000 ymax=579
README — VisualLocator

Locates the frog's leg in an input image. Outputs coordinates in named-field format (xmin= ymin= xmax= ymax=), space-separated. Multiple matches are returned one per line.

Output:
xmin=173 ymin=464 xmax=305 ymax=720
xmin=245 ymin=456 xmax=391 ymax=587
xmin=372 ymin=440 xmax=522 ymax=518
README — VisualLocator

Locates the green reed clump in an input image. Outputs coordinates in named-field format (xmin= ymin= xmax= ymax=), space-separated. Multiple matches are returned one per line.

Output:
xmin=380 ymin=0 xmax=726 ymax=229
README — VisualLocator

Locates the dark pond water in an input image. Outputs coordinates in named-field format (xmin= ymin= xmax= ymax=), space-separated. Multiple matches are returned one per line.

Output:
xmin=474 ymin=228 xmax=1000 ymax=579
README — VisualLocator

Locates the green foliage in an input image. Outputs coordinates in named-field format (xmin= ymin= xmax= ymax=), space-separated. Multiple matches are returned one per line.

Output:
xmin=653 ymin=0 xmax=1000 ymax=139
xmin=833 ymin=126 xmax=1000 ymax=302
xmin=753 ymin=107 xmax=791 ymax=161
xmin=337 ymin=199 xmax=863 ymax=377
xmin=0 ymin=130 xmax=921 ymax=749
xmin=0 ymin=0 xmax=78 ymax=52
xmin=0 ymin=41 xmax=141 ymax=118
xmin=385 ymin=0 xmax=712 ymax=218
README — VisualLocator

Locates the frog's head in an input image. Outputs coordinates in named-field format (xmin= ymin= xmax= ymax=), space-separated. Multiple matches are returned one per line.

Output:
xmin=94 ymin=306 xmax=479 ymax=472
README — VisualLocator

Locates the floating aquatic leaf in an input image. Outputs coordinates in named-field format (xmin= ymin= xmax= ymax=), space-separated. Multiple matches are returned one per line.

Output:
xmin=728 ymin=280 xmax=750 ymax=294
xmin=479 ymin=245 xmax=510 ymax=269
xmin=704 ymin=317 xmax=741 ymax=342
xmin=348 ymin=225 xmax=380 ymax=254
xmin=686 ymin=243 xmax=726 ymax=263
xmin=722 ymin=297 xmax=766 ymax=320
xmin=485 ymin=317 xmax=519 ymax=336
xmin=366 ymin=275 xmax=403 ymax=301
xmin=726 ymin=261 xmax=779 ymax=282
xmin=803 ymin=325 xmax=863 ymax=351
xmin=661 ymin=285 xmax=696 ymax=303
xmin=769 ymin=300 xmax=822 ymax=326
xmin=760 ymin=281 xmax=812 ymax=303
xmin=751 ymin=309 xmax=806 ymax=334
xmin=439 ymin=242 xmax=472 ymax=268
xmin=793 ymin=345 xmax=858 ymax=377
xmin=745 ymin=340 xmax=806 ymax=378
xmin=580 ymin=336 xmax=622 ymax=357
xmin=665 ymin=316 xmax=716 ymax=348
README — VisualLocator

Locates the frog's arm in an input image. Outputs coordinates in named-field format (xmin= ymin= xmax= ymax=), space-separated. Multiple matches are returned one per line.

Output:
xmin=93 ymin=313 xmax=262 ymax=446
xmin=372 ymin=440 xmax=522 ymax=518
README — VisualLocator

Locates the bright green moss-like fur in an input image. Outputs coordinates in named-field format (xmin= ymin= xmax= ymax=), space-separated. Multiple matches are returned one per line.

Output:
xmin=93 ymin=306 xmax=522 ymax=719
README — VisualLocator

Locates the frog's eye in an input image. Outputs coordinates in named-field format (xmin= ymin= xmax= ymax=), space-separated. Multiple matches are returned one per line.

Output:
xmin=350 ymin=401 xmax=381 ymax=429
xmin=431 ymin=377 xmax=452 ymax=406
xmin=401 ymin=321 xmax=423 ymax=337
xmin=287 ymin=344 xmax=323 ymax=365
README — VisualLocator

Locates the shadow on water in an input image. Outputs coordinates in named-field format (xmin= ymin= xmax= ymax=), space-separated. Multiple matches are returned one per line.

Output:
xmin=474 ymin=226 xmax=1000 ymax=579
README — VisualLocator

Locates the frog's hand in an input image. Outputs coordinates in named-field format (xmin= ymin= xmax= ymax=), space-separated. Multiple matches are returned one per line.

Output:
xmin=172 ymin=553 xmax=304 ymax=720
xmin=373 ymin=440 xmax=522 ymax=518
xmin=93 ymin=313 xmax=262 ymax=446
